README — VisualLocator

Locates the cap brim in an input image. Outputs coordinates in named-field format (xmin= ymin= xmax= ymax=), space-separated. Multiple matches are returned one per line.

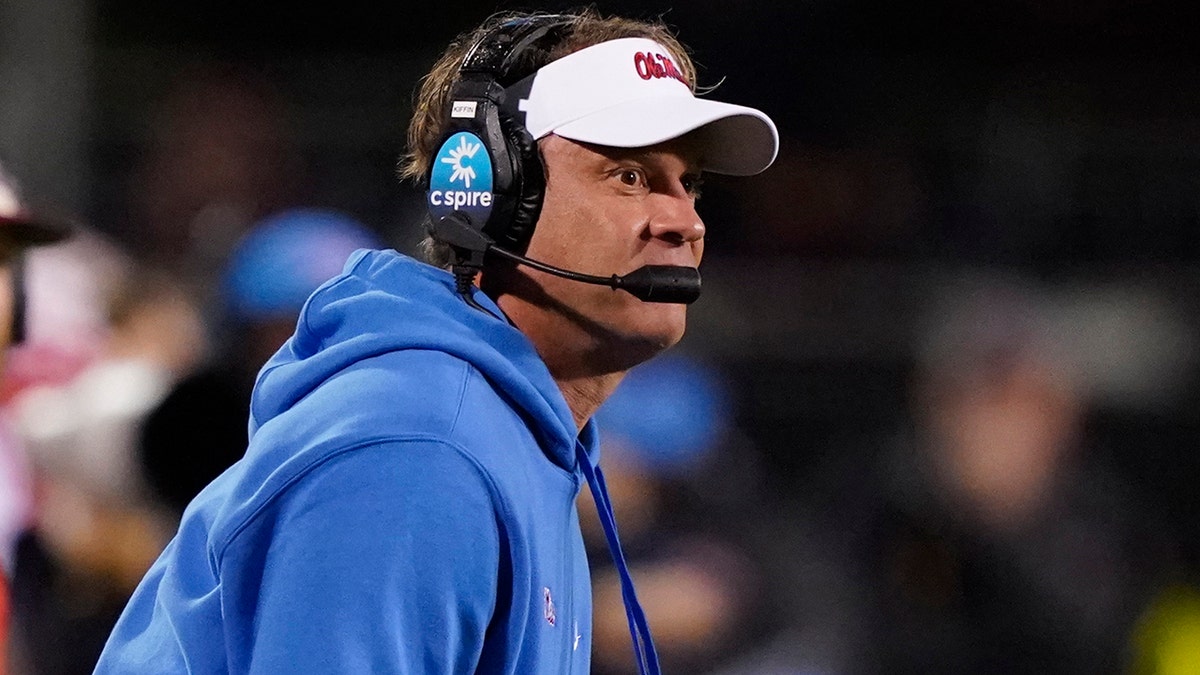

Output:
xmin=0 ymin=213 xmax=73 ymax=247
xmin=550 ymin=95 xmax=779 ymax=176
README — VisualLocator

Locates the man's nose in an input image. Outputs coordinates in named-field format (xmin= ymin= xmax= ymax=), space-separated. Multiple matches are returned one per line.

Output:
xmin=647 ymin=194 xmax=705 ymax=245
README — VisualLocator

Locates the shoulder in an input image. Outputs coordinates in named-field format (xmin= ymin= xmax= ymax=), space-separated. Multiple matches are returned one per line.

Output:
xmin=299 ymin=348 xmax=536 ymax=451
xmin=200 ymin=439 xmax=505 ymax=672
xmin=256 ymin=348 xmax=514 ymax=447
xmin=207 ymin=435 xmax=504 ymax=567
xmin=210 ymin=351 xmax=524 ymax=513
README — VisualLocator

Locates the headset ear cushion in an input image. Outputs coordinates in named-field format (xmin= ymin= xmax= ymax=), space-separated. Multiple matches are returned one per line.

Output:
xmin=496 ymin=111 xmax=545 ymax=254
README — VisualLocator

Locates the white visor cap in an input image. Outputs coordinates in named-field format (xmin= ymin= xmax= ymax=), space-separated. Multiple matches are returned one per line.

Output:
xmin=516 ymin=38 xmax=779 ymax=176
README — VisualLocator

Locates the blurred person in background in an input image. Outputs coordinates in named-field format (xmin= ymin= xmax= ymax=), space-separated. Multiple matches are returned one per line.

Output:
xmin=139 ymin=207 xmax=383 ymax=517
xmin=0 ymin=159 xmax=71 ymax=675
xmin=0 ymin=65 xmax=308 ymax=675
xmin=752 ymin=274 xmax=1186 ymax=674
xmin=0 ymin=180 xmax=207 ymax=675
xmin=94 ymin=8 xmax=776 ymax=674
xmin=584 ymin=352 xmax=778 ymax=674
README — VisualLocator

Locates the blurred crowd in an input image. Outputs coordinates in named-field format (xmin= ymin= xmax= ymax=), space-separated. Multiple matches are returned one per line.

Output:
xmin=3 ymin=28 xmax=1200 ymax=675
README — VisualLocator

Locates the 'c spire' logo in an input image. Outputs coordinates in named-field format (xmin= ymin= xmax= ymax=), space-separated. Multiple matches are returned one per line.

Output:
xmin=442 ymin=134 xmax=480 ymax=188
xmin=427 ymin=131 xmax=494 ymax=222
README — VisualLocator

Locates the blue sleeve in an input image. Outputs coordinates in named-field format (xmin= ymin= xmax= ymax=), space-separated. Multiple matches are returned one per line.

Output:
xmin=217 ymin=440 xmax=503 ymax=674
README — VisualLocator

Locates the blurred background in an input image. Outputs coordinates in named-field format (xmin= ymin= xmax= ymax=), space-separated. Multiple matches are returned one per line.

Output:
xmin=2 ymin=0 xmax=1199 ymax=673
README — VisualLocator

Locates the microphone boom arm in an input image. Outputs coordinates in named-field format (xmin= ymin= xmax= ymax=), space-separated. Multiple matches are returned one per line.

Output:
xmin=431 ymin=212 xmax=701 ymax=305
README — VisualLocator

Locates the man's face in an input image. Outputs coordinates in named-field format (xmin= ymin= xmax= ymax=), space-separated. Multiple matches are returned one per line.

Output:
xmin=500 ymin=134 xmax=705 ymax=370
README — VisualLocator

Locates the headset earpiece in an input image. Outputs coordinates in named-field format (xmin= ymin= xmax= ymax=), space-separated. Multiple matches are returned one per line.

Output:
xmin=425 ymin=15 xmax=573 ymax=256
xmin=494 ymin=107 xmax=544 ymax=252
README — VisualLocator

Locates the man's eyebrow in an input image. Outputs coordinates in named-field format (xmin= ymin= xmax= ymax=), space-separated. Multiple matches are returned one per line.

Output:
xmin=606 ymin=147 xmax=704 ymax=172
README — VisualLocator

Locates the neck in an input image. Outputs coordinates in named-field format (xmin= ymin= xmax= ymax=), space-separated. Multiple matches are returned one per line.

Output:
xmin=493 ymin=293 xmax=638 ymax=433
xmin=556 ymin=371 xmax=626 ymax=432
xmin=517 ymin=312 xmax=632 ymax=431
xmin=486 ymin=271 xmax=670 ymax=432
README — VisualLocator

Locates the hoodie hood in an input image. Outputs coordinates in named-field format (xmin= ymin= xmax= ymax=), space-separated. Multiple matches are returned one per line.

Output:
xmin=247 ymin=249 xmax=587 ymax=472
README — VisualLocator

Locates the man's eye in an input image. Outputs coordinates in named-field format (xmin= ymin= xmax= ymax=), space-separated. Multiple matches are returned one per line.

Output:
xmin=617 ymin=169 xmax=643 ymax=187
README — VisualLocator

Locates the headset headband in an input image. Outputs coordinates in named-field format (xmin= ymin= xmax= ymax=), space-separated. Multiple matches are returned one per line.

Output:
xmin=460 ymin=15 xmax=574 ymax=83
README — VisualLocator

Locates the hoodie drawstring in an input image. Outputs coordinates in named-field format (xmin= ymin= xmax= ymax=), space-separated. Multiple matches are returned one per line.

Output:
xmin=575 ymin=443 xmax=661 ymax=675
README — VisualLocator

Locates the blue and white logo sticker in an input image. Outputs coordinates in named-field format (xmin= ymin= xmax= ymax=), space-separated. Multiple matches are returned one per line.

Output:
xmin=428 ymin=131 xmax=494 ymax=224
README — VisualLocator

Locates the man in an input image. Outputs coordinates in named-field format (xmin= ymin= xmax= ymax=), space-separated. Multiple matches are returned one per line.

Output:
xmin=95 ymin=9 xmax=777 ymax=674
xmin=0 ymin=160 xmax=72 ymax=675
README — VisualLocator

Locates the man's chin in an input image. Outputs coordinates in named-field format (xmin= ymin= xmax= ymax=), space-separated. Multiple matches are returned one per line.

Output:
xmin=605 ymin=304 xmax=688 ymax=364
xmin=495 ymin=272 xmax=689 ymax=365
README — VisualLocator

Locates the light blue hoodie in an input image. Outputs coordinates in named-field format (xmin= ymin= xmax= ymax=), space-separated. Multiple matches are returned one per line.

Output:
xmin=94 ymin=250 xmax=658 ymax=674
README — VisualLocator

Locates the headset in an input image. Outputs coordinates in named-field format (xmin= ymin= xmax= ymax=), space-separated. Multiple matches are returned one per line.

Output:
xmin=426 ymin=14 xmax=573 ymax=255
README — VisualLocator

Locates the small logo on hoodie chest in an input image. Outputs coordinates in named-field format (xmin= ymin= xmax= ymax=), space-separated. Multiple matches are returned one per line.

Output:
xmin=543 ymin=587 xmax=556 ymax=626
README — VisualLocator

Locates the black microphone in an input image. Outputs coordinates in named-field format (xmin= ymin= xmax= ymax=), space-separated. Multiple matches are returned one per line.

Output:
xmin=430 ymin=213 xmax=702 ymax=304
